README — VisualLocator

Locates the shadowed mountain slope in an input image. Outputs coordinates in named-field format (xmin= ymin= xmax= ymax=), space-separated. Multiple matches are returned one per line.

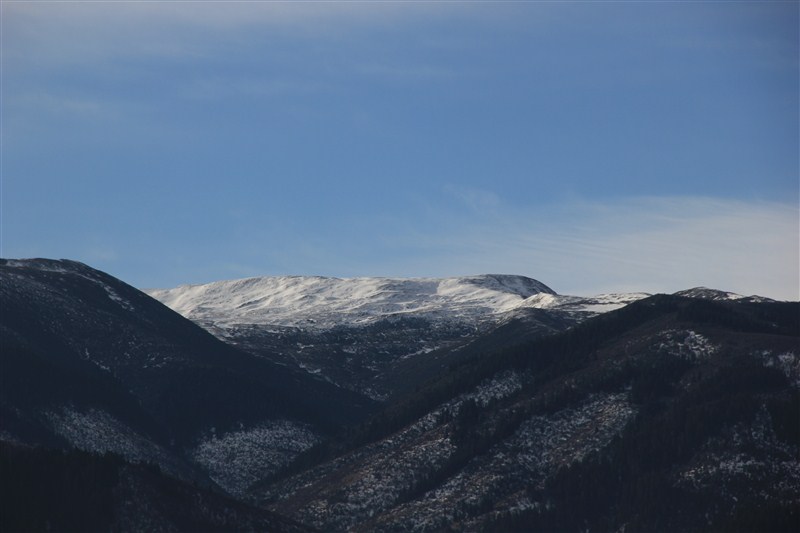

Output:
xmin=1 ymin=258 xmax=376 ymax=494
xmin=252 ymin=295 xmax=799 ymax=532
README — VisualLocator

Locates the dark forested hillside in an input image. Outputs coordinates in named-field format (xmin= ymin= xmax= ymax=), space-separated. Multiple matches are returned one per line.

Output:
xmin=0 ymin=259 xmax=376 ymax=502
xmin=0 ymin=441 xmax=309 ymax=532
xmin=253 ymin=295 xmax=799 ymax=532
xmin=0 ymin=259 xmax=375 ymax=443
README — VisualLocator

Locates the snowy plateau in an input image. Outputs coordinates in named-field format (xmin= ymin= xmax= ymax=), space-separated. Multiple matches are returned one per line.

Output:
xmin=146 ymin=274 xmax=646 ymax=331
xmin=147 ymin=274 xmax=649 ymax=399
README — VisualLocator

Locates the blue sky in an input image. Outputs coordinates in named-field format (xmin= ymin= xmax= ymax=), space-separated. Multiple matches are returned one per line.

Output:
xmin=2 ymin=1 xmax=798 ymax=299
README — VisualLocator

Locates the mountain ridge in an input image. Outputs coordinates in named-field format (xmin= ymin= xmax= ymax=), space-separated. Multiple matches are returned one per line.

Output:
xmin=2 ymin=257 xmax=797 ymax=532
xmin=675 ymin=286 xmax=776 ymax=303
xmin=145 ymin=273 xmax=559 ymax=331
xmin=145 ymin=272 xmax=649 ymax=400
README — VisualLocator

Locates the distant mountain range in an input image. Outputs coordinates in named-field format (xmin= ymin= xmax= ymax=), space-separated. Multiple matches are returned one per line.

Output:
xmin=146 ymin=274 xmax=648 ymax=400
xmin=2 ymin=258 xmax=797 ymax=531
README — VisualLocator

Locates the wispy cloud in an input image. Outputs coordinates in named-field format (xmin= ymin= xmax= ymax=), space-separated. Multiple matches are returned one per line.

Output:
xmin=8 ymin=91 xmax=119 ymax=118
xmin=277 ymin=195 xmax=798 ymax=301
xmin=2 ymin=1 xmax=470 ymax=116
xmin=442 ymin=184 xmax=502 ymax=215
xmin=421 ymin=196 xmax=799 ymax=300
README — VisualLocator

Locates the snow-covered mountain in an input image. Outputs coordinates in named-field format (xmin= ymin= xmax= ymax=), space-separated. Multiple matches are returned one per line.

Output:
xmin=147 ymin=274 xmax=559 ymax=331
xmin=146 ymin=274 xmax=650 ymax=334
xmin=674 ymin=286 xmax=775 ymax=303
xmin=147 ymin=275 xmax=649 ymax=400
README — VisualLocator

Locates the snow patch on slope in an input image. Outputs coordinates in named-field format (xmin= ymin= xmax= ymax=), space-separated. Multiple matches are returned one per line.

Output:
xmin=191 ymin=420 xmax=321 ymax=497
xmin=759 ymin=351 xmax=800 ymax=387
xmin=655 ymin=330 xmax=718 ymax=361
xmin=464 ymin=370 xmax=523 ymax=407
xmin=520 ymin=292 xmax=650 ymax=315
xmin=364 ymin=392 xmax=637 ymax=532
xmin=677 ymin=406 xmax=800 ymax=502
xmin=43 ymin=407 xmax=183 ymax=477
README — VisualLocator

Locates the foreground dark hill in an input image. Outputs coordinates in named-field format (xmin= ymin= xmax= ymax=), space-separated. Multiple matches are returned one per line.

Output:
xmin=0 ymin=258 xmax=376 ymax=495
xmin=0 ymin=441 xmax=309 ymax=532
xmin=253 ymin=294 xmax=800 ymax=532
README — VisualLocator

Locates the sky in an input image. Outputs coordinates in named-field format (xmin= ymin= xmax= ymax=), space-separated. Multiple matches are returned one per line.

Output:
xmin=2 ymin=0 xmax=798 ymax=299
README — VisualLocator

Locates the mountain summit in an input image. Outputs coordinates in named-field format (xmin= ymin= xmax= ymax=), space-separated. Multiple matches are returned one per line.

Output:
xmin=674 ymin=286 xmax=775 ymax=303
xmin=147 ymin=274 xmax=557 ymax=331
xmin=147 ymin=274 xmax=646 ymax=399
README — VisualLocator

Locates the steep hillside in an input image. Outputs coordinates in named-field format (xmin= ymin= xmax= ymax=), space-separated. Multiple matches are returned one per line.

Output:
xmin=252 ymin=295 xmax=800 ymax=532
xmin=0 ymin=258 xmax=376 ymax=496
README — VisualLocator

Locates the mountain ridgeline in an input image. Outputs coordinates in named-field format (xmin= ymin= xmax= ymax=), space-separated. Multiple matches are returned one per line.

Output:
xmin=1 ymin=258 xmax=798 ymax=531
xmin=146 ymin=274 xmax=647 ymax=400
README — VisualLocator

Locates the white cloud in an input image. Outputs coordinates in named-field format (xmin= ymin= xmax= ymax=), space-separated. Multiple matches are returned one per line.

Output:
xmin=346 ymin=196 xmax=799 ymax=301
xmin=208 ymin=194 xmax=798 ymax=301
xmin=442 ymin=184 xmax=502 ymax=214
